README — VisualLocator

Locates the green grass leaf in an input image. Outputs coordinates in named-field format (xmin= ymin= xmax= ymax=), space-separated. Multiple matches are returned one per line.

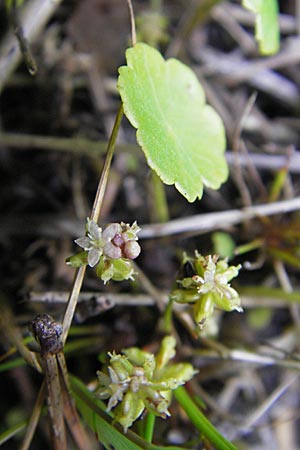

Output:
xmin=0 ymin=420 xmax=26 ymax=446
xmin=118 ymin=43 xmax=228 ymax=202
xmin=242 ymin=0 xmax=280 ymax=55
xmin=174 ymin=386 xmax=238 ymax=450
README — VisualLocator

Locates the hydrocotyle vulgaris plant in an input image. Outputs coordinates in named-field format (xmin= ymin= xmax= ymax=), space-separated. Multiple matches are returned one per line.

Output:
xmin=1 ymin=5 xmax=248 ymax=448
xmin=61 ymin=35 xmax=242 ymax=447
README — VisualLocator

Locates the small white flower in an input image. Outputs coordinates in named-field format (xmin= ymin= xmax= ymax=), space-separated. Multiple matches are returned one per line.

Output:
xmin=75 ymin=218 xmax=104 ymax=267
xmin=197 ymin=256 xmax=236 ymax=294
xmin=74 ymin=219 xmax=141 ymax=275
xmin=195 ymin=256 xmax=242 ymax=312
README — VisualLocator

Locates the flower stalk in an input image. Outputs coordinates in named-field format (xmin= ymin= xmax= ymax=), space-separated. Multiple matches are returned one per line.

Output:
xmin=62 ymin=105 xmax=124 ymax=344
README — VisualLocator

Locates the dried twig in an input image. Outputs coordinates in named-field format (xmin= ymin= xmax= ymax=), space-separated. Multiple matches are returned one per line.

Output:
xmin=140 ymin=197 xmax=300 ymax=239
xmin=0 ymin=0 xmax=63 ymax=93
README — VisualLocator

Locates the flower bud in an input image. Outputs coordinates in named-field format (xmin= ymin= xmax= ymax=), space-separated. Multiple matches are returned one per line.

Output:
xmin=123 ymin=241 xmax=141 ymax=259
xmin=193 ymin=294 xmax=214 ymax=327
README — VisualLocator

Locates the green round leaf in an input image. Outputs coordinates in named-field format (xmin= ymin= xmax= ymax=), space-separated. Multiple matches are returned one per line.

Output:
xmin=118 ymin=43 xmax=228 ymax=202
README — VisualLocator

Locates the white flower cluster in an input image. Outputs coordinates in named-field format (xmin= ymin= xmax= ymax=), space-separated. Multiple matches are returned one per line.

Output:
xmin=75 ymin=219 xmax=141 ymax=267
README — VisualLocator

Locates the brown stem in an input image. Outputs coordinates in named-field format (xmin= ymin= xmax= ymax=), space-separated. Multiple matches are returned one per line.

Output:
xmin=61 ymin=105 xmax=124 ymax=345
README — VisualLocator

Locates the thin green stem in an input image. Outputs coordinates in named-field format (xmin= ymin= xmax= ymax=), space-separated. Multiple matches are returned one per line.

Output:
xmin=234 ymin=238 xmax=264 ymax=256
xmin=162 ymin=298 xmax=173 ymax=334
xmin=150 ymin=171 xmax=169 ymax=223
xmin=143 ymin=412 xmax=156 ymax=443
xmin=61 ymin=105 xmax=124 ymax=345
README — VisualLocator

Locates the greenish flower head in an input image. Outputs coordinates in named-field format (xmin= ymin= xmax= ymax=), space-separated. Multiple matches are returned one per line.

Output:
xmin=171 ymin=253 xmax=242 ymax=328
xmin=96 ymin=336 xmax=196 ymax=432
xmin=67 ymin=219 xmax=141 ymax=283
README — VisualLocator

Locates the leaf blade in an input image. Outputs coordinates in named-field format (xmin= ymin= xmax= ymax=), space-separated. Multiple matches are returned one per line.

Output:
xmin=118 ymin=43 xmax=228 ymax=202
xmin=174 ymin=386 xmax=238 ymax=450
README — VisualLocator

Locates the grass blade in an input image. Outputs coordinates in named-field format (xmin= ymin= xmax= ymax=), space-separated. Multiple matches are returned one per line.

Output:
xmin=174 ymin=386 xmax=238 ymax=450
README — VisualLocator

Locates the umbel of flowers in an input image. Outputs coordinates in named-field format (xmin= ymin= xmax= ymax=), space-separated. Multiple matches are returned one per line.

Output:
xmin=171 ymin=252 xmax=242 ymax=328
xmin=96 ymin=336 xmax=197 ymax=432
xmin=67 ymin=219 xmax=141 ymax=283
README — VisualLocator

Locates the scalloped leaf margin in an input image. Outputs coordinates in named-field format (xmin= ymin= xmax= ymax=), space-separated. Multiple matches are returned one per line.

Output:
xmin=117 ymin=43 xmax=228 ymax=202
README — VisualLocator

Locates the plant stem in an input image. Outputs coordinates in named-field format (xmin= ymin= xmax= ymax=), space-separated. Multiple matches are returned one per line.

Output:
xmin=90 ymin=104 xmax=124 ymax=222
xmin=61 ymin=104 xmax=124 ymax=345
xmin=143 ymin=412 xmax=156 ymax=443
xmin=62 ymin=266 xmax=86 ymax=345
xmin=150 ymin=171 xmax=169 ymax=223
xmin=162 ymin=298 xmax=174 ymax=334
xmin=126 ymin=0 xmax=136 ymax=46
